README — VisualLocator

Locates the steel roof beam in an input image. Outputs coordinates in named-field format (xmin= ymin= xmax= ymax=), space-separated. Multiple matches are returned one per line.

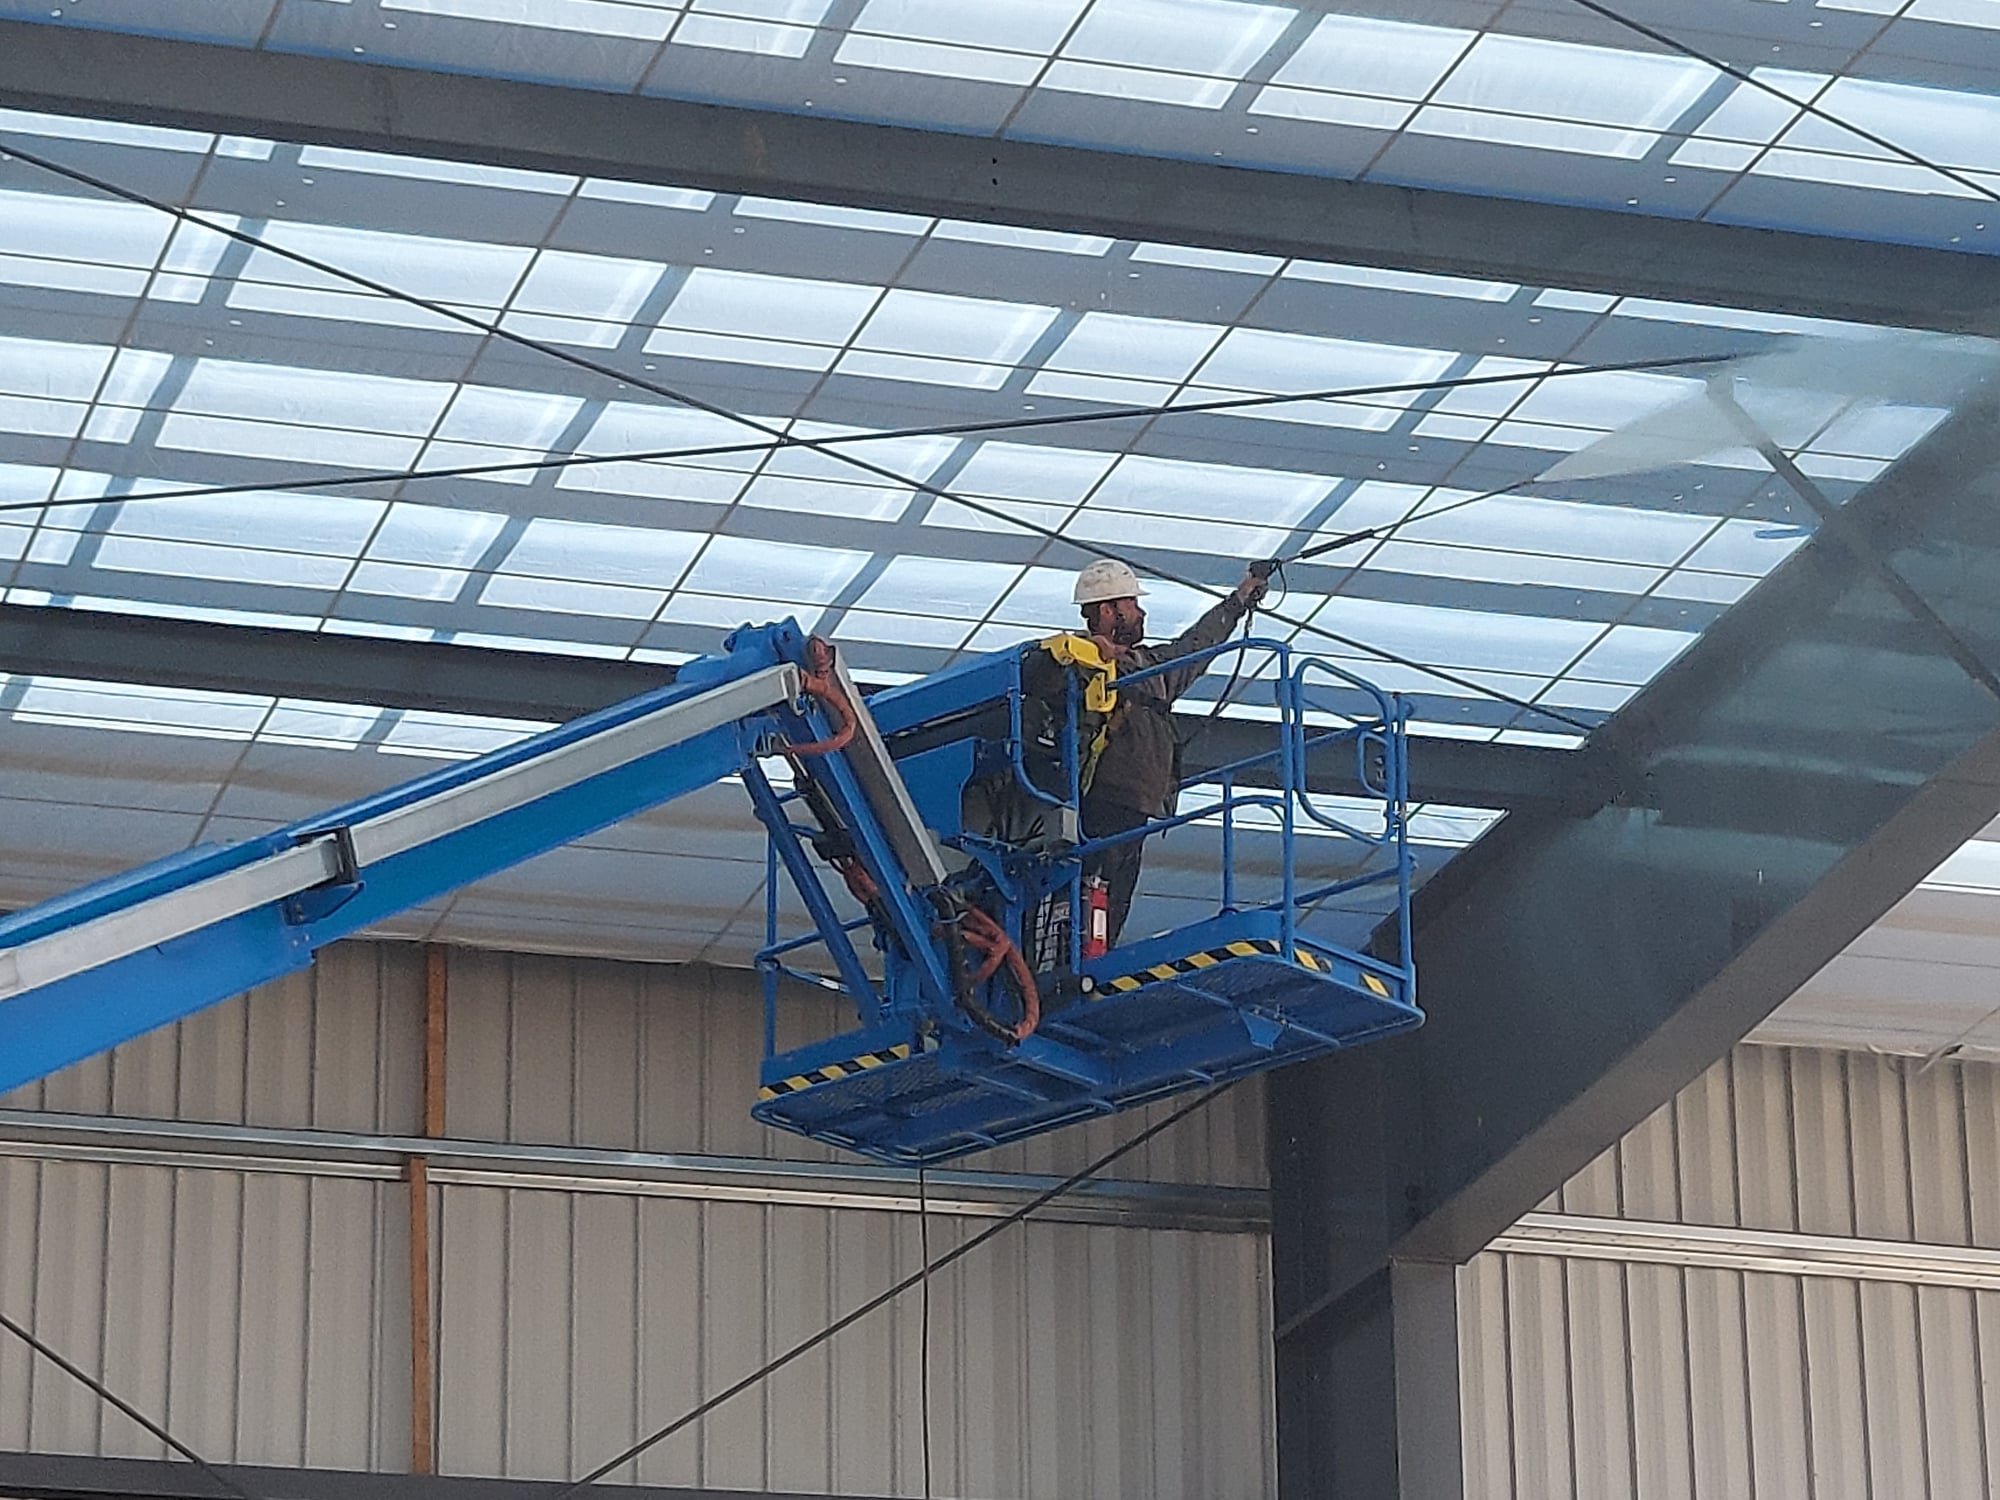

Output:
xmin=0 ymin=603 xmax=1575 ymax=812
xmin=1 ymin=20 xmax=1997 ymax=335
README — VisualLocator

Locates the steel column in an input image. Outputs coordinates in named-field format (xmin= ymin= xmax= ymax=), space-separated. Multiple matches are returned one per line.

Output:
xmin=1270 ymin=384 xmax=2000 ymax=1496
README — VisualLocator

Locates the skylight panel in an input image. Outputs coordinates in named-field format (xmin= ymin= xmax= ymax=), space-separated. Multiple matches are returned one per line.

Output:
xmin=855 ymin=556 xmax=1024 ymax=618
xmin=733 ymin=200 xmax=933 ymax=235
xmin=1127 ymin=244 xmax=1281 ymax=277
xmin=1504 ymin=369 xmax=1697 ymax=433
xmin=762 ymin=424 xmax=958 ymax=485
xmin=13 ymin=679 xmax=272 ymax=741
xmin=434 ymin=386 xmax=585 ymax=451
xmin=738 ymin=475 xmax=916 ymax=521
xmin=1810 ymin=403 xmax=1948 ymax=460
xmin=0 ymin=191 xmax=169 ymax=277
xmin=0 ymin=254 xmax=146 ymax=301
xmin=1364 ymin=539 xmax=1666 ymax=595
xmin=931 ymin=222 xmax=1115 ymax=256
xmin=92 ymin=536 xmax=355 ymax=591
xmin=1412 ymin=35 xmax=1716 ymax=160
xmin=1821 ymin=0 xmax=2000 ymax=29
xmin=848 ymin=289 xmax=1059 ymax=372
xmin=1681 ymin=68 xmax=1823 ymax=147
xmin=650 ymin=269 xmax=880 ymax=369
xmin=174 ymin=360 xmax=451 ymax=435
xmin=559 ymin=403 xmax=763 ymax=502
xmin=261 ymin=700 xmax=385 ymax=750
xmin=1393 ymin=494 xmax=1712 ymax=566
xmin=1283 ymin=262 xmax=1518 ymax=303
xmin=578 ymin=180 xmax=716 ymax=210
xmin=1565 ymin=624 xmax=1698 ymax=685
xmin=248 ymin=222 xmax=531 ymax=307
xmin=510 ymin=250 xmax=663 ymax=330
xmin=297 ymin=145 xmax=578 ymax=195
xmin=346 ymin=562 xmax=471 ymax=601
xmin=380 ymin=710 xmax=552 ymax=760
xmin=1265 ymin=14 xmax=1472 ymax=102
xmin=1307 ymin=595 xmax=1602 ymax=677
xmin=1064 ymin=508 xmax=1293 ymax=558
xmin=952 ymin=441 xmax=1118 ymax=504
xmin=152 ymin=213 xmax=242 ymax=303
xmin=1189 ymin=329 xmax=1455 ymax=428
xmin=680 ymin=535 xmax=871 ymax=603
xmin=834 ymin=33 xmax=1045 ymax=84
xmin=1090 ymin=453 xmax=1328 ymax=524
xmin=1681 ymin=518 xmax=1809 ymax=575
xmin=1040 ymin=312 xmax=1222 ymax=388
xmin=0 ymin=464 xmax=54 ymax=509
xmin=365 ymin=504 xmax=508 ymax=568
xmin=0 ymin=335 xmax=116 ymax=402
xmin=99 ymin=491 xmax=387 ymax=556
xmin=382 ymin=0 xmax=684 ymax=41
xmin=1039 ymin=0 xmax=1296 ymax=109
xmin=850 ymin=0 xmax=1086 ymax=50
xmin=673 ymin=13 xmax=816 ymax=53
xmin=834 ymin=611 xmax=977 ymax=648
xmin=0 ymin=108 xmax=211 ymax=154
xmin=694 ymin=0 xmax=833 ymax=20
xmin=501 ymin=519 xmax=705 ymax=590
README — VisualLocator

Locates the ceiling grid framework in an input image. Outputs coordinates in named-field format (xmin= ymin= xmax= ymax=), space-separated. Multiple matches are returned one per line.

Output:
xmin=9 ymin=0 xmax=2000 ymax=251
xmin=0 ymin=2 xmax=1998 ymax=974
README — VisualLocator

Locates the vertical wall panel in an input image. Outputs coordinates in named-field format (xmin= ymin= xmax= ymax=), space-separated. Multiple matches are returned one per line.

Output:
xmin=1564 ymin=1258 xmax=1634 ymax=1500
xmin=1502 ymin=1255 xmax=1572 ymax=1500
xmin=3 ymin=940 xmax=1274 ymax=1497
xmin=1739 ymin=1274 xmax=1809 ymax=1500
xmin=1465 ymin=1043 xmax=2000 ymax=1500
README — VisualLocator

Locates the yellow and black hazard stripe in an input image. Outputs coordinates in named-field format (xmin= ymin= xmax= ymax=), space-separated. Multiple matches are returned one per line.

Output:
xmin=1098 ymin=938 xmax=1372 ymax=997
xmin=758 ymin=1040 xmax=930 ymax=1101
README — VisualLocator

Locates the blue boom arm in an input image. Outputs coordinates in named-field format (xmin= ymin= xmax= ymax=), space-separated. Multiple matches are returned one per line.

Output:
xmin=0 ymin=624 xmax=831 ymax=1095
xmin=0 ymin=619 xmax=1424 ymax=1165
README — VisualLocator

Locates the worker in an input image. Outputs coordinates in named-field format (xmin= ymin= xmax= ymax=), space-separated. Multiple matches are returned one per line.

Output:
xmin=1069 ymin=557 xmax=1269 ymax=947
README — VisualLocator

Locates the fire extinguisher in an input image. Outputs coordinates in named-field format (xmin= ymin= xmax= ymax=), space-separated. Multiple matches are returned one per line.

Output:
xmin=1082 ymin=875 xmax=1110 ymax=960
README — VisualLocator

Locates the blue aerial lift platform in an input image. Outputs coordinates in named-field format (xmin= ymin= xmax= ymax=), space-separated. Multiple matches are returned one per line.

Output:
xmin=0 ymin=620 xmax=1419 ymax=1165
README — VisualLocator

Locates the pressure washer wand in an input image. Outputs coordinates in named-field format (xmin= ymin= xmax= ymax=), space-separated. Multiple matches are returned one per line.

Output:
xmin=1248 ymin=478 xmax=1536 ymax=582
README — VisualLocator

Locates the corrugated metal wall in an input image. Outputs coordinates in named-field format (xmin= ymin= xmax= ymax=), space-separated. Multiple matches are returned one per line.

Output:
xmin=1460 ymin=1043 xmax=2000 ymax=1500
xmin=2 ymin=943 xmax=1266 ymax=1184
xmin=0 ymin=942 xmax=1274 ymax=1499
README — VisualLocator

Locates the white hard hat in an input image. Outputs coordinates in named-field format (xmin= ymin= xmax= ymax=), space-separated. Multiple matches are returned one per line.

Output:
xmin=1073 ymin=558 xmax=1148 ymax=607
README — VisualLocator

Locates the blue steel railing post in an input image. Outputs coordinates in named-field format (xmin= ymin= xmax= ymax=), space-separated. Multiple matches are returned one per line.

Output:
xmin=1279 ymin=648 xmax=1298 ymax=956
xmin=1220 ymin=769 xmax=1236 ymax=913
xmin=1065 ymin=660 xmax=1084 ymax=968
xmin=763 ymin=826 xmax=779 ymax=1059
xmin=1394 ymin=695 xmax=1415 ymax=990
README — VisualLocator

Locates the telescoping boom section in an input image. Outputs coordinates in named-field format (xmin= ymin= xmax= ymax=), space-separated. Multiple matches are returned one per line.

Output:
xmin=0 ymin=620 xmax=1419 ymax=1164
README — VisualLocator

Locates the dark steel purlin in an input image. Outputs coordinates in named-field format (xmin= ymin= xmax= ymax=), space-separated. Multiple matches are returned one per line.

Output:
xmin=0 ymin=1452 xmax=893 ymax=1500
xmin=1268 ymin=387 xmax=2000 ymax=1497
xmin=0 ymin=602 xmax=1583 ymax=812
xmin=1 ymin=19 xmax=1999 ymax=335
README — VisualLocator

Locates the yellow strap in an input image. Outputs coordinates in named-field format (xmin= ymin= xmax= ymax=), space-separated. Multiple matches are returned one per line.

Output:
xmin=1038 ymin=633 xmax=1118 ymax=788
xmin=1039 ymin=633 xmax=1119 ymax=714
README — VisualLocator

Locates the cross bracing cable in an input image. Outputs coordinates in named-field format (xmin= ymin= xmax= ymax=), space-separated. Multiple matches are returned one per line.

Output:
xmin=1563 ymin=0 xmax=2000 ymax=209
xmin=543 ymin=1082 xmax=1236 ymax=1500
xmin=0 ymin=1310 xmax=261 ymax=1500
xmin=0 ymin=139 xmax=1732 ymax=730
xmin=0 ymin=352 xmax=1733 ymax=519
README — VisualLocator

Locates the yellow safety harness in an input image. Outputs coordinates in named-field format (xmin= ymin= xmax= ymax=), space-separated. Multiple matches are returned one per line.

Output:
xmin=1038 ymin=633 xmax=1119 ymax=790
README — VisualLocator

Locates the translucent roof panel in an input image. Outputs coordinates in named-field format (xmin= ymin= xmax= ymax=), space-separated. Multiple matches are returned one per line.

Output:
xmin=11 ymin=1 xmax=2000 ymax=253
xmin=0 ymin=110 xmax=1988 ymax=755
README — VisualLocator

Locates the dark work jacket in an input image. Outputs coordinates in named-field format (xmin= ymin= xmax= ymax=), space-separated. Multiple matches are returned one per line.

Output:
xmin=1088 ymin=596 xmax=1247 ymax=818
